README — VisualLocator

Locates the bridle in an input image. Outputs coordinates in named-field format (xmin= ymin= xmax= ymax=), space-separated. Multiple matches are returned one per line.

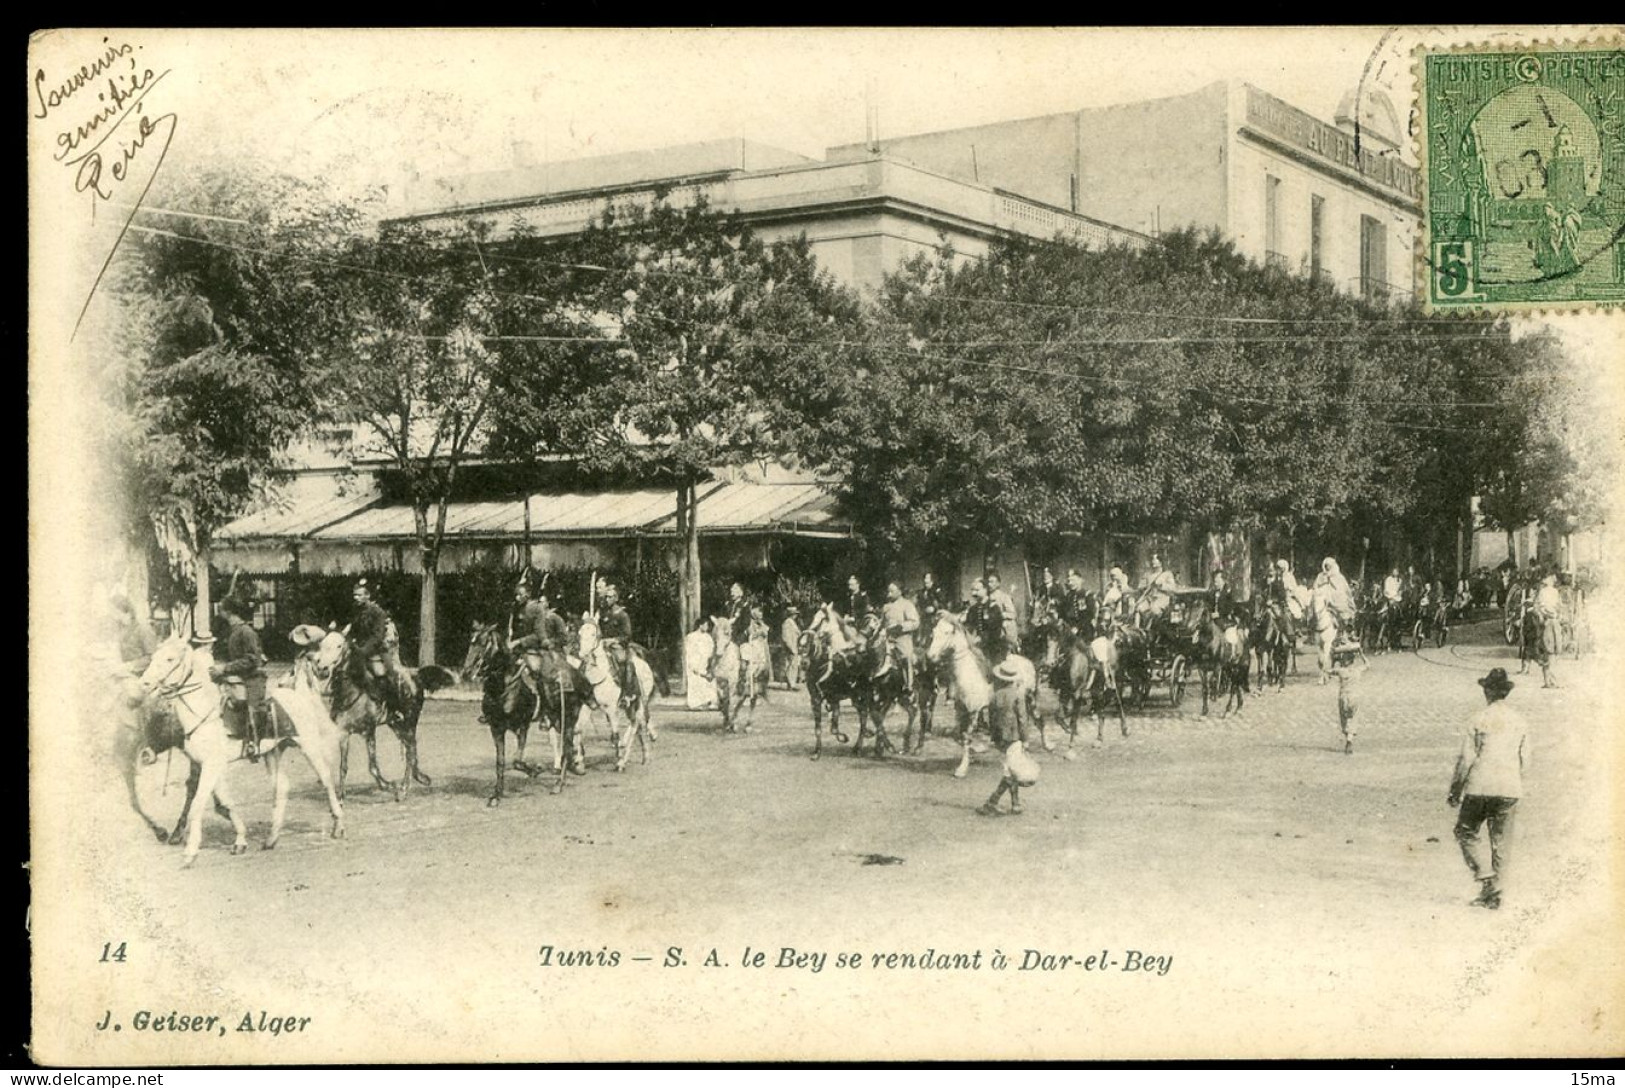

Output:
xmin=144 ymin=646 xmax=220 ymax=738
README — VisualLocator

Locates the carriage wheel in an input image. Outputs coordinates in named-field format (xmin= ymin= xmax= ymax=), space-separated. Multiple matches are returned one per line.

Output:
xmin=1411 ymin=620 xmax=1425 ymax=653
xmin=1170 ymin=656 xmax=1188 ymax=708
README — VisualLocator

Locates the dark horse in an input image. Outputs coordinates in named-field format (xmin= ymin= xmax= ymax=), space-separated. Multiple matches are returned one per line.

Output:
xmin=1044 ymin=599 xmax=1128 ymax=752
xmin=463 ymin=622 xmax=592 ymax=806
xmin=1248 ymin=599 xmax=1291 ymax=694
xmin=1193 ymin=606 xmax=1251 ymax=718
xmin=798 ymin=608 xmax=917 ymax=760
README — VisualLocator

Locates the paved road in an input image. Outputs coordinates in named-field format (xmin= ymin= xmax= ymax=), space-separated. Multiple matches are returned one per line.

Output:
xmin=67 ymin=618 xmax=1621 ymax=1061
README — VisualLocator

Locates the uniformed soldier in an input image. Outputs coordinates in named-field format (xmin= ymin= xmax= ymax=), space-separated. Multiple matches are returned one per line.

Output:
xmin=916 ymin=571 xmax=947 ymax=624
xmin=985 ymin=572 xmax=1019 ymax=652
xmin=212 ymin=590 xmax=272 ymax=760
xmin=510 ymin=578 xmax=570 ymax=720
xmin=844 ymin=575 xmax=874 ymax=630
xmin=347 ymin=578 xmax=396 ymax=712
xmin=597 ymin=582 xmax=640 ymax=699
xmin=1057 ymin=569 xmax=1094 ymax=638
xmin=974 ymin=579 xmax=1011 ymax=666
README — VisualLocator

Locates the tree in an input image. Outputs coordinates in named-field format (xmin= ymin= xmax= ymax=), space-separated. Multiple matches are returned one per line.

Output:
xmin=1473 ymin=328 xmax=1619 ymax=567
xmin=86 ymin=167 xmax=356 ymax=626
xmin=486 ymin=197 xmax=867 ymax=649
xmin=320 ymin=219 xmax=591 ymax=664
xmin=809 ymin=228 xmax=1522 ymax=593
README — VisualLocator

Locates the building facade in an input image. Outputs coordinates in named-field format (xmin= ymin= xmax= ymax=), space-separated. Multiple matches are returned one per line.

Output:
xmin=397 ymin=138 xmax=1145 ymax=294
xmin=827 ymin=81 xmax=1422 ymax=302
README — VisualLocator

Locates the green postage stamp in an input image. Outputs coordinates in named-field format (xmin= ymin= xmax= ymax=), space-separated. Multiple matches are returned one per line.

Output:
xmin=1421 ymin=42 xmax=1625 ymax=311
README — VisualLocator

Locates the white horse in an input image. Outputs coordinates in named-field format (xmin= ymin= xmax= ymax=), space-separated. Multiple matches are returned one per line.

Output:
xmin=576 ymin=619 xmax=656 ymax=772
xmin=1308 ymin=587 xmax=1341 ymax=685
xmin=709 ymin=616 xmax=770 ymax=733
xmin=926 ymin=612 xmax=1037 ymax=778
xmin=138 ymin=636 xmax=346 ymax=865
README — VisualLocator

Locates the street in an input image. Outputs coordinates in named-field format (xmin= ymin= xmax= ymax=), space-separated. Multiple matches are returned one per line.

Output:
xmin=77 ymin=618 xmax=1621 ymax=1061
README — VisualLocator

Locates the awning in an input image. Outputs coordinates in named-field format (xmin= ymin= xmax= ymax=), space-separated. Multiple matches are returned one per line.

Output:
xmin=218 ymin=479 xmax=849 ymax=545
xmin=217 ymin=482 xmax=383 ymax=541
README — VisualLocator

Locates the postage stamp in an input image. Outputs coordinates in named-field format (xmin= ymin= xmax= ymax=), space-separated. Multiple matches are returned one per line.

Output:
xmin=1420 ymin=42 xmax=1625 ymax=311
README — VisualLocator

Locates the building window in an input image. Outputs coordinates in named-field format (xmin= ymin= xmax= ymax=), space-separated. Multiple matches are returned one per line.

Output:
xmin=1310 ymin=194 xmax=1325 ymax=281
xmin=1264 ymin=174 xmax=1284 ymax=270
xmin=1360 ymin=214 xmax=1388 ymax=301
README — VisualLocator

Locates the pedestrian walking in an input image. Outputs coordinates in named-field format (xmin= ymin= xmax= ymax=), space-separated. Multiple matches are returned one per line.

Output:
xmin=1328 ymin=643 xmax=1366 ymax=755
xmin=779 ymin=610 xmax=803 ymax=690
xmin=1448 ymin=668 xmax=1530 ymax=910
xmin=977 ymin=660 xmax=1039 ymax=816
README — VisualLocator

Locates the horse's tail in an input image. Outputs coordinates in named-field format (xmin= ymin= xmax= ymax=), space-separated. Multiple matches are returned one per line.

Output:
xmin=416 ymin=665 xmax=459 ymax=693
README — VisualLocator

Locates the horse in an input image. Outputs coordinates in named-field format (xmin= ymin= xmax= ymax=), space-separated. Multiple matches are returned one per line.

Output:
xmin=1193 ymin=610 xmax=1251 ymax=718
xmin=1310 ymin=593 xmax=1343 ymax=685
xmin=577 ymin=618 xmax=657 ymax=772
xmin=910 ymin=637 xmax=941 ymax=751
xmin=462 ymin=622 xmax=590 ymax=805
xmin=925 ymin=612 xmax=1038 ymax=777
xmin=138 ymin=636 xmax=346 ymax=864
xmin=849 ymin=619 xmax=916 ymax=759
xmin=110 ymin=671 xmax=192 ymax=844
xmin=1040 ymin=603 xmax=1126 ymax=752
xmin=709 ymin=615 xmax=770 ymax=734
xmin=799 ymin=605 xmax=869 ymax=759
xmin=306 ymin=629 xmax=452 ymax=801
xmin=1249 ymin=600 xmax=1291 ymax=694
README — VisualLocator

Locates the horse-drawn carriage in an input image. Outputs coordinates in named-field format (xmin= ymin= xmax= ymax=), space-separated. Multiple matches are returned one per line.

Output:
xmin=1120 ymin=588 xmax=1206 ymax=708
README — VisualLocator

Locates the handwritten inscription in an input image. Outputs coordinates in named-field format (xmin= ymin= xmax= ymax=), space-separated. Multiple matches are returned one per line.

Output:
xmin=32 ymin=35 xmax=178 ymax=336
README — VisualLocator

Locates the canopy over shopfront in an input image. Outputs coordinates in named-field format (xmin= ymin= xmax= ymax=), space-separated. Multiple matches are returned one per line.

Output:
xmin=215 ymin=477 xmax=849 ymax=576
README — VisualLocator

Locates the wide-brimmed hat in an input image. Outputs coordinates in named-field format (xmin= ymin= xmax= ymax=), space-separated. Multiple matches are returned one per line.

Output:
xmin=289 ymin=624 xmax=329 ymax=648
xmin=1477 ymin=668 xmax=1515 ymax=697
xmin=992 ymin=660 xmax=1023 ymax=684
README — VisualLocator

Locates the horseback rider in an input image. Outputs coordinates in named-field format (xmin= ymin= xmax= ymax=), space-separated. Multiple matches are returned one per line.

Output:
xmin=1057 ymin=569 xmax=1094 ymax=639
xmin=985 ymin=572 xmax=1020 ymax=652
xmin=1029 ymin=567 xmax=1059 ymax=629
xmin=809 ymin=597 xmax=862 ymax=686
xmin=844 ymin=575 xmax=874 ymax=631
xmin=509 ymin=577 xmax=570 ymax=716
xmin=918 ymin=570 xmax=948 ymax=616
xmin=346 ymin=577 xmax=400 ymax=714
xmin=511 ymin=579 xmax=569 ymax=655
xmin=727 ymin=582 xmax=752 ymax=646
xmin=211 ymin=589 xmax=272 ymax=761
xmin=874 ymin=580 xmax=919 ymax=692
xmin=972 ymin=578 xmax=1012 ymax=666
xmin=1208 ymin=570 xmax=1238 ymax=626
xmin=1268 ymin=559 xmax=1301 ymax=644
xmin=596 ymin=581 xmax=641 ymax=702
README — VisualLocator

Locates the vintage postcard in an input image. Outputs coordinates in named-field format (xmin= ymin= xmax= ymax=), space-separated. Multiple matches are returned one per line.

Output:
xmin=27 ymin=27 xmax=1625 ymax=1065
